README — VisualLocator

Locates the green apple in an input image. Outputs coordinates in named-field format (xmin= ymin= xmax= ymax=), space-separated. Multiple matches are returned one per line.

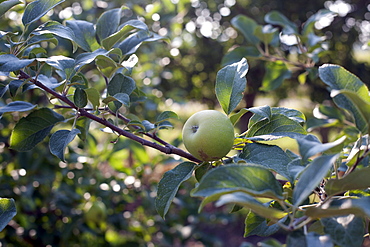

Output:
xmin=84 ymin=201 xmax=107 ymax=223
xmin=182 ymin=110 xmax=234 ymax=161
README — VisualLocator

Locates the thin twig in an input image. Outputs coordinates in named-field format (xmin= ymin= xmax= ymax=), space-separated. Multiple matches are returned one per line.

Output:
xmin=19 ymin=70 xmax=202 ymax=163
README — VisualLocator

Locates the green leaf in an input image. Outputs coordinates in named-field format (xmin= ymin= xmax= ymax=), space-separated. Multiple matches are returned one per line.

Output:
xmin=74 ymin=87 xmax=88 ymax=108
xmin=286 ymin=231 xmax=334 ymax=247
xmin=27 ymin=33 xmax=58 ymax=47
xmin=0 ymin=54 xmax=34 ymax=72
xmin=321 ymin=215 xmax=364 ymax=247
xmin=247 ymin=113 xmax=307 ymax=141
xmin=303 ymin=9 xmax=336 ymax=36
xmin=0 ymin=0 xmax=21 ymax=18
xmin=254 ymin=25 xmax=279 ymax=45
xmin=272 ymin=107 xmax=306 ymax=124
xmin=231 ymin=15 xmax=260 ymax=45
xmin=155 ymin=162 xmax=196 ymax=219
xmin=215 ymin=58 xmax=249 ymax=115
xmin=264 ymin=11 xmax=298 ymax=35
xmin=155 ymin=111 xmax=178 ymax=124
xmin=74 ymin=49 xmax=109 ymax=71
xmin=107 ymin=73 xmax=136 ymax=96
xmin=229 ymin=108 xmax=249 ymax=125
xmin=117 ymin=30 xmax=165 ymax=55
xmin=0 ymin=198 xmax=16 ymax=231
xmin=244 ymin=210 xmax=282 ymax=237
xmin=331 ymin=90 xmax=370 ymax=133
xmin=96 ymin=8 xmax=122 ymax=42
xmin=325 ymin=166 xmax=370 ymax=196
xmin=85 ymin=88 xmax=100 ymax=110
xmin=319 ymin=64 xmax=370 ymax=133
xmin=297 ymin=134 xmax=346 ymax=161
xmin=113 ymin=93 xmax=130 ymax=107
xmin=306 ymin=197 xmax=370 ymax=218
xmin=49 ymin=129 xmax=81 ymax=162
xmin=102 ymin=19 xmax=149 ymax=50
xmin=0 ymin=101 xmax=36 ymax=115
xmin=32 ymin=21 xmax=77 ymax=52
xmin=66 ymin=20 xmax=99 ymax=52
xmin=191 ymin=164 xmax=283 ymax=200
xmin=247 ymin=105 xmax=273 ymax=125
xmin=238 ymin=142 xmax=303 ymax=182
xmin=260 ymin=61 xmax=292 ymax=91
xmin=10 ymin=108 xmax=64 ymax=151
xmin=215 ymin=192 xmax=287 ymax=221
xmin=38 ymin=55 xmax=75 ymax=79
xmin=221 ymin=46 xmax=261 ymax=67
xmin=22 ymin=0 xmax=65 ymax=25
xmin=293 ymin=154 xmax=338 ymax=207
xmin=95 ymin=55 xmax=118 ymax=78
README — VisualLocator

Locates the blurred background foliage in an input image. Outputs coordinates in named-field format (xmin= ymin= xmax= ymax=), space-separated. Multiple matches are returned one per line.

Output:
xmin=0 ymin=0 xmax=370 ymax=246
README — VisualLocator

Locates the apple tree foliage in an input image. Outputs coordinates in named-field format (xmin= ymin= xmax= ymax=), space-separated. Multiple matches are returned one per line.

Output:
xmin=0 ymin=1 xmax=369 ymax=246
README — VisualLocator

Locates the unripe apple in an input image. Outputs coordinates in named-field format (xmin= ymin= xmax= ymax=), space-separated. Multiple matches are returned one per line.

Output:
xmin=84 ymin=201 xmax=107 ymax=224
xmin=182 ymin=110 xmax=234 ymax=161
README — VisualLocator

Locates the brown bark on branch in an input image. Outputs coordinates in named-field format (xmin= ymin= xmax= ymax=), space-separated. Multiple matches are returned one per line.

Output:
xmin=18 ymin=70 xmax=201 ymax=163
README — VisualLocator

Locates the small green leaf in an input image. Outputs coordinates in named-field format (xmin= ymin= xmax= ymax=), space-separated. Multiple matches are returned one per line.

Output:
xmin=49 ymin=129 xmax=81 ymax=162
xmin=102 ymin=19 xmax=149 ymax=50
xmin=10 ymin=108 xmax=64 ymax=151
xmin=216 ymin=58 xmax=249 ymax=115
xmin=306 ymin=197 xmax=370 ymax=218
xmin=247 ymin=113 xmax=307 ymax=141
xmin=297 ymin=134 xmax=346 ymax=161
xmin=244 ymin=211 xmax=282 ymax=237
xmin=155 ymin=111 xmax=178 ymax=124
xmin=85 ymin=88 xmax=100 ymax=110
xmin=247 ymin=105 xmax=272 ymax=126
xmin=142 ymin=120 xmax=155 ymax=132
xmin=303 ymin=9 xmax=336 ymax=36
xmin=229 ymin=108 xmax=249 ymax=125
xmin=96 ymin=8 xmax=122 ymax=42
xmin=321 ymin=215 xmax=364 ymax=247
xmin=264 ymin=11 xmax=298 ymax=35
xmin=238 ymin=142 xmax=302 ymax=183
xmin=331 ymin=90 xmax=370 ymax=133
xmin=231 ymin=15 xmax=260 ymax=45
xmin=0 ymin=54 xmax=34 ymax=72
xmin=319 ymin=64 xmax=370 ymax=133
xmin=215 ymin=192 xmax=287 ymax=221
xmin=74 ymin=49 xmax=109 ymax=71
xmin=22 ymin=0 xmax=65 ymax=25
xmin=0 ymin=198 xmax=17 ymax=231
xmin=108 ymin=73 xmax=136 ymax=96
xmin=74 ymin=87 xmax=88 ymax=108
xmin=117 ymin=30 xmax=165 ymax=56
xmin=293 ymin=154 xmax=338 ymax=207
xmin=260 ymin=61 xmax=292 ymax=91
xmin=325 ymin=166 xmax=370 ymax=196
xmin=155 ymin=162 xmax=196 ymax=218
xmin=254 ymin=25 xmax=279 ymax=45
xmin=113 ymin=93 xmax=130 ymax=106
xmin=38 ymin=55 xmax=75 ymax=79
xmin=191 ymin=164 xmax=283 ymax=200
xmin=0 ymin=0 xmax=21 ymax=18
xmin=287 ymin=231 xmax=334 ymax=247
xmin=95 ymin=55 xmax=118 ymax=78
xmin=0 ymin=101 xmax=36 ymax=115
xmin=66 ymin=20 xmax=99 ymax=52
xmin=221 ymin=46 xmax=261 ymax=67
xmin=32 ymin=21 xmax=78 ymax=52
